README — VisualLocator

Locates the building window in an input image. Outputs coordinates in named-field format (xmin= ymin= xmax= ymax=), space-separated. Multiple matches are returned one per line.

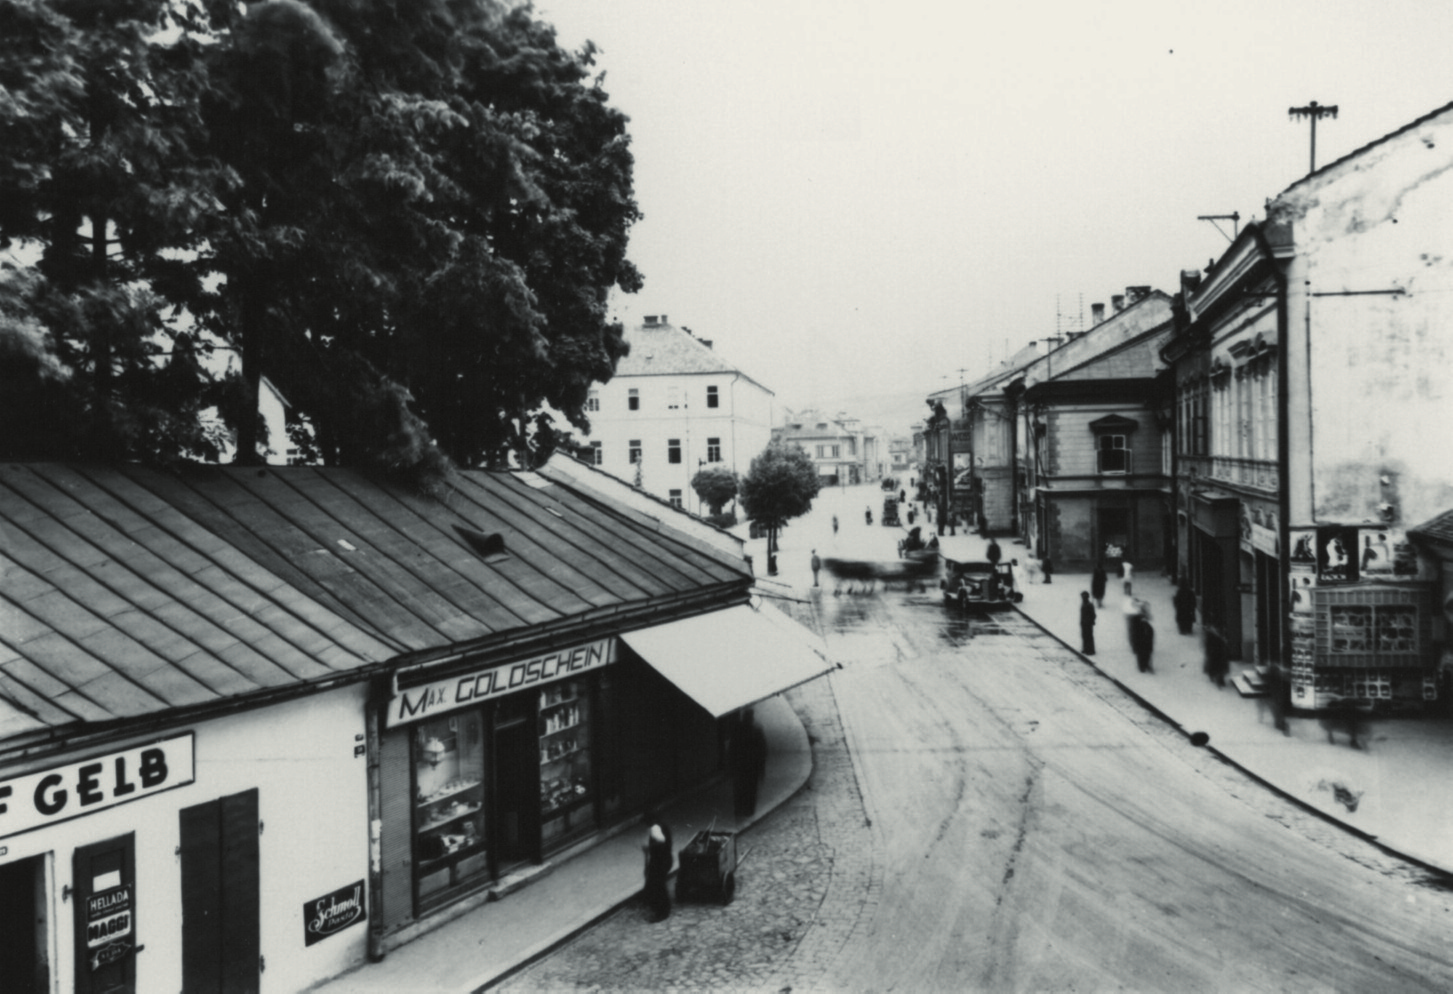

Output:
xmin=668 ymin=489 xmax=683 ymax=508
xmin=1098 ymin=435 xmax=1129 ymax=473
xmin=585 ymin=391 xmax=599 ymax=413
xmin=666 ymin=385 xmax=681 ymax=410
xmin=706 ymin=385 xmax=719 ymax=408
xmin=816 ymin=444 xmax=839 ymax=459
xmin=589 ymin=441 xmax=603 ymax=465
xmin=706 ymin=438 xmax=722 ymax=462
xmin=629 ymin=440 xmax=642 ymax=463
xmin=668 ymin=439 xmax=682 ymax=464
xmin=628 ymin=388 xmax=639 ymax=411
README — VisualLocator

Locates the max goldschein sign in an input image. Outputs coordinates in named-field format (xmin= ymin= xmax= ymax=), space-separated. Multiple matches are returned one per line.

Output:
xmin=304 ymin=881 xmax=366 ymax=946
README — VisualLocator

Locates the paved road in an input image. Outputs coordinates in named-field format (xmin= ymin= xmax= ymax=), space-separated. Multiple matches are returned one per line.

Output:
xmin=500 ymin=488 xmax=1453 ymax=992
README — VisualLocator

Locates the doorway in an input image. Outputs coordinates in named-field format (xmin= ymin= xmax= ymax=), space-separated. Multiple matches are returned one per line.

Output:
xmin=493 ymin=719 xmax=539 ymax=867
xmin=72 ymin=834 xmax=135 ymax=994
xmin=179 ymin=789 xmax=259 ymax=994
xmin=0 ymin=854 xmax=48 ymax=993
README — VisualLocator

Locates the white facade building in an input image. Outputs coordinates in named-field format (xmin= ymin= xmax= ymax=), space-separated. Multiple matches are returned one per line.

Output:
xmin=583 ymin=317 xmax=774 ymax=514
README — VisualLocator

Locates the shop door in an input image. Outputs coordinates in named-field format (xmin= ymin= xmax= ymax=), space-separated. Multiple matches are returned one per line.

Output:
xmin=0 ymin=854 xmax=48 ymax=993
xmin=72 ymin=834 xmax=136 ymax=994
xmin=1098 ymin=507 xmax=1131 ymax=569
xmin=179 ymin=789 xmax=259 ymax=994
xmin=493 ymin=719 xmax=539 ymax=865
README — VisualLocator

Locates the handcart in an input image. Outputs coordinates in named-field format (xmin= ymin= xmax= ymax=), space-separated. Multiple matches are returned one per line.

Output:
xmin=675 ymin=829 xmax=737 ymax=905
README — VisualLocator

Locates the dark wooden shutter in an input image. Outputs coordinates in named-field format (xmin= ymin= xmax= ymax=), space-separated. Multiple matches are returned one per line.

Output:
xmin=378 ymin=728 xmax=415 ymax=929
xmin=179 ymin=790 xmax=258 ymax=994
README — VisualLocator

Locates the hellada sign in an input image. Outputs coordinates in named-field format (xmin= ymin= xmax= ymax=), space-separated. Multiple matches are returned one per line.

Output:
xmin=388 ymin=639 xmax=616 ymax=727
xmin=0 ymin=734 xmax=194 ymax=840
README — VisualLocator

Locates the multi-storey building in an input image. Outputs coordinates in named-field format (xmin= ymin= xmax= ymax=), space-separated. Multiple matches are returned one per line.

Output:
xmin=1012 ymin=289 xmax=1176 ymax=572
xmin=1166 ymin=99 xmax=1453 ymax=706
xmin=772 ymin=410 xmax=872 ymax=486
xmin=583 ymin=316 xmax=774 ymax=514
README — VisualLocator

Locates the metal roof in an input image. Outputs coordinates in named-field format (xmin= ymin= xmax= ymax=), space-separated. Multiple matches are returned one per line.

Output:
xmin=0 ymin=461 xmax=751 ymax=736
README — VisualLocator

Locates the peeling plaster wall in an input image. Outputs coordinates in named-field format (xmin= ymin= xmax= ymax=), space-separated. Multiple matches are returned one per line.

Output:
xmin=1275 ymin=107 xmax=1453 ymax=528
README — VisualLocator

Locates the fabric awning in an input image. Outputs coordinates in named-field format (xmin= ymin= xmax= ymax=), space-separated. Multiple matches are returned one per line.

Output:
xmin=620 ymin=604 xmax=835 ymax=718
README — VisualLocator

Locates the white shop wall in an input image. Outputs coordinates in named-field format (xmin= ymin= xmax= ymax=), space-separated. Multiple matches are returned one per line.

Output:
xmin=0 ymin=682 xmax=370 ymax=994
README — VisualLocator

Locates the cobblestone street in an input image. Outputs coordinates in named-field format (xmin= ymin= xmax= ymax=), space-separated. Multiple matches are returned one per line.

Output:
xmin=498 ymin=597 xmax=880 ymax=993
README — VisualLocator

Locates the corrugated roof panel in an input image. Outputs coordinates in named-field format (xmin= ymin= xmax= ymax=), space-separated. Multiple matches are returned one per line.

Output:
xmin=455 ymin=474 xmax=670 ymax=602
xmin=15 ymin=589 xmax=113 ymax=645
xmin=0 ymin=669 xmax=69 ymax=729
xmin=79 ymin=628 xmax=218 ymax=707
xmin=68 ymin=669 xmax=162 ymax=719
xmin=288 ymin=472 xmax=531 ymax=634
xmin=381 ymin=480 xmax=604 ymax=619
xmin=44 ymin=689 xmax=112 ymax=724
xmin=0 ymin=598 xmax=52 ymax=645
xmin=218 ymin=637 xmax=331 ymax=681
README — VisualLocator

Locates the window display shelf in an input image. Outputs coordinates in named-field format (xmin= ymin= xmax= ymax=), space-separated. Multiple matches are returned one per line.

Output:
xmin=419 ymin=802 xmax=481 ymax=834
xmin=415 ymin=779 xmax=481 ymax=808
xmin=540 ymin=721 xmax=581 ymax=738
xmin=540 ymin=746 xmax=584 ymax=765
xmin=417 ymin=837 xmax=487 ymax=873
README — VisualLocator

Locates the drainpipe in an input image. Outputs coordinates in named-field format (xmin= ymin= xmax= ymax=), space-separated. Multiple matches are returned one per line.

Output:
xmin=1252 ymin=223 xmax=1293 ymax=672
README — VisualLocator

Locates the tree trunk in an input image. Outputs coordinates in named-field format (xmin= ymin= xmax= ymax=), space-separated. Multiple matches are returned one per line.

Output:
xmin=235 ymin=285 xmax=264 ymax=465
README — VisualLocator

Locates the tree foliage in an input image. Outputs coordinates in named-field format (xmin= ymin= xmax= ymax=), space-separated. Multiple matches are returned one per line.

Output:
xmin=739 ymin=442 xmax=820 ymax=534
xmin=690 ymin=465 xmax=738 ymax=516
xmin=0 ymin=0 xmax=641 ymax=477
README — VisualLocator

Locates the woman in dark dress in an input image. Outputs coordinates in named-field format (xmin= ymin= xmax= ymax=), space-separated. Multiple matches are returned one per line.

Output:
xmin=1091 ymin=562 xmax=1108 ymax=608
xmin=1173 ymin=579 xmax=1197 ymax=635
xmin=643 ymin=813 xmax=673 ymax=922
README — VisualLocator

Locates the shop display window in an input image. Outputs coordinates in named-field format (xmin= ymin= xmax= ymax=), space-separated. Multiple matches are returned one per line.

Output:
xmin=413 ymin=713 xmax=488 ymax=902
xmin=539 ymin=679 xmax=594 ymax=844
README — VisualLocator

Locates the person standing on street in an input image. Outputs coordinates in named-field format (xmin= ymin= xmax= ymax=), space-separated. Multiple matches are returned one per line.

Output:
xmin=1080 ymin=591 xmax=1097 ymax=655
xmin=1091 ymin=561 xmax=1108 ymax=608
xmin=1042 ymin=556 xmax=1053 ymax=584
xmin=1173 ymin=579 xmax=1197 ymax=635
xmin=1203 ymin=625 xmax=1229 ymax=688
xmin=986 ymin=537 xmax=1002 ymax=566
xmin=810 ymin=549 xmax=821 ymax=587
xmin=1131 ymin=604 xmax=1155 ymax=673
xmin=832 ymin=514 xmax=839 ymax=535
xmin=642 ymin=812 xmax=673 ymax=922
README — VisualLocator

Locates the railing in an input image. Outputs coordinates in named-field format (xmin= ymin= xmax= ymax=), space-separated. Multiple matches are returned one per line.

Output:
xmin=1210 ymin=455 xmax=1279 ymax=492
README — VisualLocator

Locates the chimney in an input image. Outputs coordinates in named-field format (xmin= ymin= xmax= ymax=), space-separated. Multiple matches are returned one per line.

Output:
xmin=1091 ymin=302 xmax=1105 ymax=325
xmin=1111 ymin=294 xmax=1126 ymax=312
xmin=698 ymin=339 xmax=713 ymax=349
xmin=1125 ymin=286 xmax=1151 ymax=305
xmin=1180 ymin=269 xmax=1203 ymax=294
xmin=644 ymin=315 xmax=659 ymax=326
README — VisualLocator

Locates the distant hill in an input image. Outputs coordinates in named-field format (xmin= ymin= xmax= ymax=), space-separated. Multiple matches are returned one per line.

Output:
xmin=778 ymin=388 xmax=932 ymax=437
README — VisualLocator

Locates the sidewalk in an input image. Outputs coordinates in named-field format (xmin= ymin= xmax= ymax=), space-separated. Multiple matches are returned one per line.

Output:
xmin=309 ymin=694 xmax=811 ymax=994
xmin=936 ymin=531 xmax=1453 ymax=876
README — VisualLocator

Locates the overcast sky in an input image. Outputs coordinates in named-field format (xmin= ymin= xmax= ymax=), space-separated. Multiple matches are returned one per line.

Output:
xmin=536 ymin=0 xmax=1453 ymax=424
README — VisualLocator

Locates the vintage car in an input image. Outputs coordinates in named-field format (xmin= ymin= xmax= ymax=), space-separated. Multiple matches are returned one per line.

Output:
xmin=881 ymin=495 xmax=900 ymax=527
xmin=940 ymin=558 xmax=1019 ymax=609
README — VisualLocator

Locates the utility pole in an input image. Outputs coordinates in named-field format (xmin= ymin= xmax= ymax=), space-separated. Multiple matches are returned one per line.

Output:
xmin=1289 ymin=101 xmax=1338 ymax=173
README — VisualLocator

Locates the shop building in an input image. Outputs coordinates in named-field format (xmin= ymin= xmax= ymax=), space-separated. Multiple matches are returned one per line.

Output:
xmin=1165 ymin=99 xmax=1453 ymax=706
xmin=0 ymin=458 xmax=827 ymax=992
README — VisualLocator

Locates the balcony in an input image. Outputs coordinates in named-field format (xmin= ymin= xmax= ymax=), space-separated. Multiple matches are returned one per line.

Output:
xmin=1210 ymin=456 xmax=1279 ymax=493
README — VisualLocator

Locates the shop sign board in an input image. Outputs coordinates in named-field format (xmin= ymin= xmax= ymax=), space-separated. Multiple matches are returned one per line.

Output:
xmin=0 ymin=734 xmax=194 ymax=840
xmin=388 ymin=639 xmax=616 ymax=727
xmin=303 ymin=880 xmax=366 ymax=946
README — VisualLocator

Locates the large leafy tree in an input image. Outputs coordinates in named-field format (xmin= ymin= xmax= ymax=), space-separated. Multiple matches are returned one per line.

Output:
xmin=739 ymin=441 xmax=821 ymax=565
xmin=0 ymin=0 xmax=642 ymax=478
xmin=0 ymin=0 xmax=229 ymax=461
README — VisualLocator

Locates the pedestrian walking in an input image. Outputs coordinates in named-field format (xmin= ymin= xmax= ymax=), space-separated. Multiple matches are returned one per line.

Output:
xmin=642 ymin=812 xmax=673 ymax=922
xmin=1203 ymin=625 xmax=1229 ymax=688
xmin=1079 ymin=591 xmax=1096 ymax=655
xmin=832 ymin=514 xmax=839 ymax=535
xmin=1010 ymin=559 xmax=1026 ymax=598
xmin=1320 ymin=699 xmax=1365 ymax=749
xmin=1130 ymin=607 xmax=1155 ymax=673
xmin=1262 ymin=664 xmax=1291 ymax=734
xmin=864 ymin=506 xmax=872 ymax=525
xmin=810 ymin=549 xmax=821 ymax=586
xmin=899 ymin=488 xmax=906 ymax=503
xmin=986 ymin=537 xmax=1002 ymax=566
xmin=1042 ymin=556 xmax=1053 ymax=584
xmin=1121 ymin=586 xmax=1140 ymax=643
xmin=1121 ymin=560 xmax=1134 ymax=586
xmin=1091 ymin=562 xmax=1108 ymax=608
xmin=1173 ymin=579 xmax=1197 ymax=634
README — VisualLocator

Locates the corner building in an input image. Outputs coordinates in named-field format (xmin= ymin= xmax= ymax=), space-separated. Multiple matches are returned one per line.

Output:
xmin=0 ymin=457 xmax=826 ymax=993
